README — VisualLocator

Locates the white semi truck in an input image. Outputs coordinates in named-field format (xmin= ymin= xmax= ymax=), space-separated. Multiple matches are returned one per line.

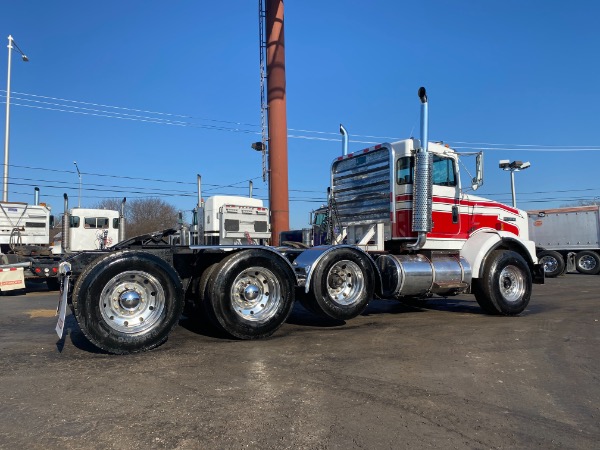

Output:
xmin=56 ymin=87 xmax=544 ymax=354
xmin=528 ymin=205 xmax=600 ymax=276
xmin=0 ymin=191 xmax=124 ymax=290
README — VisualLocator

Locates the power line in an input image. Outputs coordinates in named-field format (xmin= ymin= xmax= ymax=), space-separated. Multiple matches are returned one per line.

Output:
xmin=8 ymin=164 xmax=325 ymax=194
xmin=3 ymin=91 xmax=599 ymax=150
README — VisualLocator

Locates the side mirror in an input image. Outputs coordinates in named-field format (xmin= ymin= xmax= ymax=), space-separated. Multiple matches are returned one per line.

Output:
xmin=471 ymin=152 xmax=484 ymax=191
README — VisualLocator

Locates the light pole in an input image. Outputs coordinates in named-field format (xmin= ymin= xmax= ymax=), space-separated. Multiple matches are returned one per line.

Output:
xmin=73 ymin=161 xmax=82 ymax=207
xmin=3 ymin=35 xmax=29 ymax=202
xmin=499 ymin=160 xmax=530 ymax=208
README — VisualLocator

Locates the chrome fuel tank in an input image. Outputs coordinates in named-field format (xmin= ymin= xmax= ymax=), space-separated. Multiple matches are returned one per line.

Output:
xmin=377 ymin=254 xmax=471 ymax=298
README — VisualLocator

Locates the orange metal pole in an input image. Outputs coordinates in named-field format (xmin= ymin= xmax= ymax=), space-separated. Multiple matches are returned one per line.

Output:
xmin=266 ymin=0 xmax=289 ymax=246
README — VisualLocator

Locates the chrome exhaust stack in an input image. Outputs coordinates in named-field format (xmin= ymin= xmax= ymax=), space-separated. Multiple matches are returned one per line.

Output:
xmin=118 ymin=198 xmax=126 ymax=242
xmin=405 ymin=87 xmax=433 ymax=251
xmin=62 ymin=194 xmax=70 ymax=253
xmin=340 ymin=124 xmax=349 ymax=156
xmin=34 ymin=187 xmax=39 ymax=206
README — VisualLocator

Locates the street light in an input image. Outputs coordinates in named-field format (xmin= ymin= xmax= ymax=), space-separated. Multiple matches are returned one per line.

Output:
xmin=3 ymin=35 xmax=29 ymax=202
xmin=499 ymin=160 xmax=531 ymax=208
xmin=73 ymin=161 xmax=82 ymax=207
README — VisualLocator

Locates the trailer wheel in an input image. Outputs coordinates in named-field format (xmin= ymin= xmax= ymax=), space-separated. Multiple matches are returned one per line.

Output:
xmin=72 ymin=251 xmax=184 ymax=354
xmin=575 ymin=251 xmax=600 ymax=275
xmin=537 ymin=250 xmax=564 ymax=278
xmin=204 ymin=249 xmax=294 ymax=339
xmin=472 ymin=250 xmax=532 ymax=315
xmin=300 ymin=248 xmax=374 ymax=320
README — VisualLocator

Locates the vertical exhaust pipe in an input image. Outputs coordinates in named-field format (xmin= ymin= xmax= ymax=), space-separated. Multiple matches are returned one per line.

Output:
xmin=197 ymin=174 xmax=202 ymax=209
xmin=62 ymin=193 xmax=70 ymax=253
xmin=340 ymin=124 xmax=348 ymax=156
xmin=197 ymin=174 xmax=204 ymax=245
xmin=118 ymin=197 xmax=126 ymax=242
xmin=34 ymin=187 xmax=39 ymax=205
xmin=405 ymin=87 xmax=433 ymax=251
xmin=249 ymin=180 xmax=253 ymax=198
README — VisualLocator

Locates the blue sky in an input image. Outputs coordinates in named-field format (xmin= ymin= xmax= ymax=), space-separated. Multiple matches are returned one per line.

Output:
xmin=1 ymin=1 xmax=599 ymax=228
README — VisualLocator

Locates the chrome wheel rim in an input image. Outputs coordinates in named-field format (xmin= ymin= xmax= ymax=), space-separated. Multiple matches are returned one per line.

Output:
xmin=498 ymin=265 xmax=526 ymax=303
xmin=578 ymin=255 xmax=597 ymax=271
xmin=539 ymin=255 xmax=558 ymax=273
xmin=99 ymin=270 xmax=166 ymax=334
xmin=325 ymin=260 xmax=364 ymax=306
xmin=230 ymin=266 xmax=281 ymax=323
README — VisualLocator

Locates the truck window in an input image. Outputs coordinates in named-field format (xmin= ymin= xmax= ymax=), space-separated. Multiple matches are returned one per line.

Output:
xmin=313 ymin=212 xmax=326 ymax=226
xmin=84 ymin=217 xmax=110 ymax=229
xmin=432 ymin=155 xmax=456 ymax=187
xmin=112 ymin=218 xmax=119 ymax=229
xmin=70 ymin=216 xmax=80 ymax=228
xmin=396 ymin=156 xmax=414 ymax=185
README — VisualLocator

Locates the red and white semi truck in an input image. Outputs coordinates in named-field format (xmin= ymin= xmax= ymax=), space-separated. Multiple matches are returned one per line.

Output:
xmin=56 ymin=87 xmax=544 ymax=354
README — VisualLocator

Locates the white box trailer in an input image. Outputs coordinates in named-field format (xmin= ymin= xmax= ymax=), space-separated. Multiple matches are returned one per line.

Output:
xmin=528 ymin=205 xmax=600 ymax=276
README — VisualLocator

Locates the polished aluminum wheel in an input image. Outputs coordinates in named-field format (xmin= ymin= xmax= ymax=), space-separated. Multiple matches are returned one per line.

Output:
xmin=99 ymin=270 xmax=166 ymax=334
xmin=325 ymin=259 xmax=365 ymax=306
xmin=578 ymin=255 xmax=597 ymax=271
xmin=498 ymin=265 xmax=526 ymax=303
xmin=539 ymin=255 xmax=559 ymax=274
xmin=230 ymin=266 xmax=282 ymax=323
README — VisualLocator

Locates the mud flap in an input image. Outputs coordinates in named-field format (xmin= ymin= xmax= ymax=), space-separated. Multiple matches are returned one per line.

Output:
xmin=0 ymin=267 xmax=25 ymax=291
xmin=55 ymin=262 xmax=72 ymax=339
xmin=532 ymin=263 xmax=545 ymax=284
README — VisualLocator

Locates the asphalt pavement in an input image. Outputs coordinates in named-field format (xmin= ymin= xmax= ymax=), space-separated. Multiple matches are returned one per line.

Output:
xmin=0 ymin=275 xmax=598 ymax=449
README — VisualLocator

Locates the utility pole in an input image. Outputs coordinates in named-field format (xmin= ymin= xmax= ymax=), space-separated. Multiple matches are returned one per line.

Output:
xmin=265 ymin=0 xmax=289 ymax=246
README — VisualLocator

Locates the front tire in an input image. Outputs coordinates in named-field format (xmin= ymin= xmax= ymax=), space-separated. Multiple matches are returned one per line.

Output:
xmin=72 ymin=251 xmax=184 ymax=354
xmin=299 ymin=248 xmax=374 ymax=320
xmin=537 ymin=250 xmax=564 ymax=278
xmin=473 ymin=250 xmax=532 ymax=315
xmin=575 ymin=251 xmax=600 ymax=275
xmin=204 ymin=250 xmax=294 ymax=339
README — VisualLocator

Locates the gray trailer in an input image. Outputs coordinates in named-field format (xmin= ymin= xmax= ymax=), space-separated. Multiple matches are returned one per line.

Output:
xmin=528 ymin=205 xmax=600 ymax=276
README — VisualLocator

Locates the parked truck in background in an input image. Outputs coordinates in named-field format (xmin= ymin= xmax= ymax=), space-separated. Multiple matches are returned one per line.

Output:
xmin=279 ymin=205 xmax=329 ymax=248
xmin=528 ymin=205 xmax=600 ymax=277
xmin=56 ymin=87 xmax=544 ymax=354
xmin=0 ymin=191 xmax=124 ymax=290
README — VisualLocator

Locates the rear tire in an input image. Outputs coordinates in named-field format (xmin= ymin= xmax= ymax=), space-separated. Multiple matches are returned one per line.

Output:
xmin=204 ymin=250 xmax=294 ymax=339
xmin=537 ymin=250 xmax=564 ymax=278
xmin=575 ymin=251 xmax=600 ymax=275
xmin=300 ymin=248 xmax=374 ymax=320
xmin=473 ymin=250 xmax=532 ymax=315
xmin=72 ymin=251 xmax=184 ymax=354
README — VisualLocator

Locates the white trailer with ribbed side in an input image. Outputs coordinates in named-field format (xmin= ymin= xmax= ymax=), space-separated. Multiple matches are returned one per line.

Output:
xmin=528 ymin=205 xmax=600 ymax=276
xmin=56 ymin=87 xmax=544 ymax=354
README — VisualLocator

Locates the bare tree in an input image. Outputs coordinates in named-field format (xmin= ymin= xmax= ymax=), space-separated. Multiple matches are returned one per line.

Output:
xmin=94 ymin=198 xmax=179 ymax=237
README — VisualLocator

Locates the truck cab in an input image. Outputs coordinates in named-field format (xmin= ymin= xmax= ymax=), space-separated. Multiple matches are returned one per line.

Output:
xmin=331 ymin=139 xmax=528 ymax=252
xmin=52 ymin=208 xmax=121 ymax=254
